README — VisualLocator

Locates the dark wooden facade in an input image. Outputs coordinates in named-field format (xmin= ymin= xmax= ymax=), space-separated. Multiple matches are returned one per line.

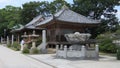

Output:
xmin=37 ymin=20 xmax=99 ymax=45
xmin=11 ymin=28 xmax=42 ymax=43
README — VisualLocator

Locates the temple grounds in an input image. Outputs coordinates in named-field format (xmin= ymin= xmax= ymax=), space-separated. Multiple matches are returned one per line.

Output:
xmin=0 ymin=44 xmax=120 ymax=68
xmin=0 ymin=45 xmax=52 ymax=68
xmin=29 ymin=54 xmax=120 ymax=68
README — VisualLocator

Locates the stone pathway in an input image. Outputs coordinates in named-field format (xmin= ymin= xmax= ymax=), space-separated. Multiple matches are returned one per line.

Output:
xmin=29 ymin=54 xmax=120 ymax=68
xmin=0 ymin=45 xmax=53 ymax=68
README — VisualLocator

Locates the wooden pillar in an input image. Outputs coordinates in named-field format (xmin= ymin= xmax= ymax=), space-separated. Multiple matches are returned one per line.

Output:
xmin=11 ymin=34 xmax=14 ymax=45
xmin=58 ymin=27 xmax=61 ymax=42
xmin=57 ymin=23 xmax=61 ymax=42
xmin=1 ymin=37 xmax=3 ymax=43
xmin=17 ymin=34 xmax=20 ymax=43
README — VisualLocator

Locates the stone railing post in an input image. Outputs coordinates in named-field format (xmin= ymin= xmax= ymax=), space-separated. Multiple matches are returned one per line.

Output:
xmin=81 ymin=45 xmax=86 ymax=59
xmin=7 ymin=36 xmax=10 ymax=45
xmin=64 ymin=45 xmax=67 ymax=58
xmin=60 ymin=44 xmax=63 ymax=50
xmin=95 ymin=44 xmax=99 ymax=60
xmin=56 ymin=45 xmax=59 ymax=57
xmin=69 ymin=46 xmax=73 ymax=51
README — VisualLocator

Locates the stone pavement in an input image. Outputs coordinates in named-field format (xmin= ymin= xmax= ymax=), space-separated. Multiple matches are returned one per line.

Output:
xmin=0 ymin=45 xmax=53 ymax=68
xmin=29 ymin=54 xmax=120 ymax=68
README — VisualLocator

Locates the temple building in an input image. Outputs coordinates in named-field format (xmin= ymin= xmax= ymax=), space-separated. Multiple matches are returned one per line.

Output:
xmin=11 ymin=15 xmax=44 ymax=43
xmin=36 ymin=5 xmax=100 ymax=46
xmin=9 ymin=5 xmax=101 ymax=58
xmin=11 ymin=5 xmax=100 ymax=51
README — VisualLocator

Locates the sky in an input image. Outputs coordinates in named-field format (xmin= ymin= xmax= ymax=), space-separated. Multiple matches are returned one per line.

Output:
xmin=0 ymin=0 xmax=73 ymax=8
xmin=0 ymin=0 xmax=120 ymax=20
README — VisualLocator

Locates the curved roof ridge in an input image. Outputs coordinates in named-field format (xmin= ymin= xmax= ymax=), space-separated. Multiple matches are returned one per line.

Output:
xmin=54 ymin=9 xmax=65 ymax=18
xmin=54 ymin=5 xmax=69 ymax=18
xmin=55 ymin=8 xmax=100 ymax=24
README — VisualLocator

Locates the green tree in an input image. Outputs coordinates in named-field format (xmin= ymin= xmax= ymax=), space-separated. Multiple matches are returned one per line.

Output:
xmin=0 ymin=5 xmax=21 ymax=36
xmin=21 ymin=1 xmax=41 ymax=25
xmin=72 ymin=0 xmax=120 ymax=37
xmin=49 ymin=0 xmax=71 ymax=14
xmin=36 ymin=1 xmax=51 ymax=16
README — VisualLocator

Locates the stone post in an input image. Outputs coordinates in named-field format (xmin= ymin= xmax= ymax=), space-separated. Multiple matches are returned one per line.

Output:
xmin=11 ymin=34 xmax=14 ymax=45
xmin=81 ymin=45 xmax=86 ymax=59
xmin=69 ymin=46 xmax=73 ymax=51
xmin=64 ymin=45 xmax=67 ymax=58
xmin=56 ymin=45 xmax=59 ymax=57
xmin=95 ymin=44 xmax=99 ymax=60
xmin=7 ymin=36 xmax=10 ymax=45
xmin=60 ymin=44 xmax=63 ymax=50
xmin=42 ymin=30 xmax=46 ymax=44
xmin=37 ymin=30 xmax=47 ymax=53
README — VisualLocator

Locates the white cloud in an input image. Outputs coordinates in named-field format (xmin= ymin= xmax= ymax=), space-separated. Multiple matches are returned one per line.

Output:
xmin=116 ymin=10 xmax=120 ymax=21
xmin=115 ymin=6 xmax=120 ymax=21
xmin=0 ymin=0 xmax=8 ymax=3
xmin=0 ymin=0 xmax=12 ymax=8
xmin=0 ymin=0 xmax=52 ymax=8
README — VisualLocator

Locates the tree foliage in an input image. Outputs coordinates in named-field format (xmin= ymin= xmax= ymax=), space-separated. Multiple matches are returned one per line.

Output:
xmin=96 ymin=32 xmax=117 ymax=53
xmin=73 ymin=0 xmax=119 ymax=19
xmin=0 ymin=5 xmax=21 ymax=36
xmin=49 ymin=0 xmax=71 ymax=14
xmin=72 ymin=0 xmax=120 ymax=37
xmin=21 ymin=1 xmax=41 ymax=25
xmin=0 ymin=0 xmax=120 ymax=37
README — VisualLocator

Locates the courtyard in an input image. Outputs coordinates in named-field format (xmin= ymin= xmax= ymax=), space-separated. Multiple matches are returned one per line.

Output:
xmin=0 ymin=44 xmax=120 ymax=68
xmin=28 ymin=54 xmax=119 ymax=68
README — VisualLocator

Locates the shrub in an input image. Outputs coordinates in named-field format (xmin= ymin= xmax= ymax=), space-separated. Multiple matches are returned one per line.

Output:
xmin=30 ymin=47 xmax=39 ymax=54
xmin=99 ymin=39 xmax=117 ymax=53
xmin=97 ymin=33 xmax=117 ymax=53
xmin=22 ymin=44 xmax=29 ymax=54
xmin=36 ymin=37 xmax=42 ymax=47
xmin=9 ymin=42 xmax=21 ymax=51
xmin=7 ymin=43 xmax=11 ymax=48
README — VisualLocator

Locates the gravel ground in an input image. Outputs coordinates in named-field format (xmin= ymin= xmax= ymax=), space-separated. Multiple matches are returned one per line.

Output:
xmin=29 ymin=54 xmax=120 ymax=68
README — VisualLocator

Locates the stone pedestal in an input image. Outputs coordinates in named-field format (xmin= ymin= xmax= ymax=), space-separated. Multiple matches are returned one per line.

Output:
xmin=30 ymin=41 xmax=37 ymax=54
xmin=32 ymin=41 xmax=36 ymax=48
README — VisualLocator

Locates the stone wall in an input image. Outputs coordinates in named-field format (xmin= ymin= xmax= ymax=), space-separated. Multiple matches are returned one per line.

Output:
xmin=56 ymin=45 xmax=99 ymax=60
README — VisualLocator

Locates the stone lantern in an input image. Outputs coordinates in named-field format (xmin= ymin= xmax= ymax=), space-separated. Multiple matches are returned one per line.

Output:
xmin=21 ymin=32 xmax=29 ymax=49
xmin=29 ymin=30 xmax=39 ymax=48
xmin=22 ymin=32 xmax=28 ymax=38
xmin=29 ymin=30 xmax=39 ymax=54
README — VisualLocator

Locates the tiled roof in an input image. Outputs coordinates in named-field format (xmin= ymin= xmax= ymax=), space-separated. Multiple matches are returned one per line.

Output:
xmin=25 ymin=15 xmax=43 ymax=27
xmin=37 ymin=5 xmax=100 ymax=27
xmin=11 ymin=15 xmax=43 ymax=32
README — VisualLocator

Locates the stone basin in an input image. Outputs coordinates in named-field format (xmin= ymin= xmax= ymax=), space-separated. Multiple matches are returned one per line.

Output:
xmin=64 ymin=32 xmax=91 ymax=43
